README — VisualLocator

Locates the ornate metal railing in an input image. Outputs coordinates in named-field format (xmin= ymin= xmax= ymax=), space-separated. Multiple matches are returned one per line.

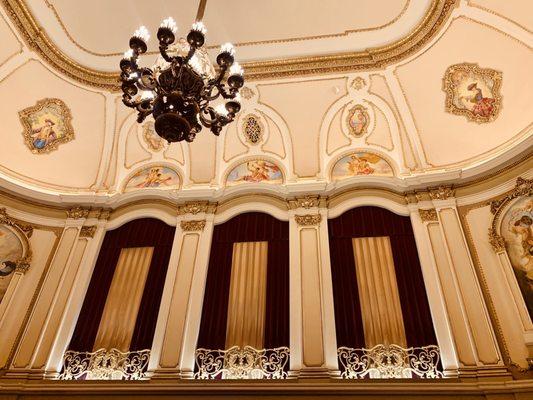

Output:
xmin=58 ymin=348 xmax=151 ymax=380
xmin=194 ymin=346 xmax=290 ymax=379
xmin=337 ymin=344 xmax=443 ymax=379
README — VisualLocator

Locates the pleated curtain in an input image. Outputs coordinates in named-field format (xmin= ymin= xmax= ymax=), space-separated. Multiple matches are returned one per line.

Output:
xmin=352 ymin=237 xmax=407 ymax=348
xmin=92 ymin=247 xmax=154 ymax=351
xmin=225 ymin=241 xmax=268 ymax=349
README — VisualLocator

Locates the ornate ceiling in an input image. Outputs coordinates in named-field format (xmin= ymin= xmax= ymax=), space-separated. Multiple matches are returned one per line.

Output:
xmin=0 ymin=0 xmax=531 ymax=206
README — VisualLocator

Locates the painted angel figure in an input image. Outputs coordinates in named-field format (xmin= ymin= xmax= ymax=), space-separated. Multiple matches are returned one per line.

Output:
xmin=241 ymin=160 xmax=280 ymax=182
xmin=31 ymin=119 xmax=57 ymax=149
xmin=135 ymin=167 xmax=173 ymax=188
xmin=465 ymin=82 xmax=495 ymax=118
xmin=347 ymin=154 xmax=374 ymax=175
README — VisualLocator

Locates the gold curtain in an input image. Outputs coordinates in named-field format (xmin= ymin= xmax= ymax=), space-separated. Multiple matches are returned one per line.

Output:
xmin=93 ymin=246 xmax=154 ymax=351
xmin=352 ymin=236 xmax=407 ymax=348
xmin=225 ymin=241 xmax=268 ymax=349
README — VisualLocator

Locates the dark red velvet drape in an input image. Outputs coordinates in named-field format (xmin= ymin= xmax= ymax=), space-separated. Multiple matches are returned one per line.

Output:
xmin=328 ymin=206 xmax=437 ymax=348
xmin=196 ymin=212 xmax=289 ymax=350
xmin=68 ymin=218 xmax=175 ymax=352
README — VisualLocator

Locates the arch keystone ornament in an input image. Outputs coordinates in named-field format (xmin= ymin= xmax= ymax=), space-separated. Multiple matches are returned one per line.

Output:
xmin=443 ymin=63 xmax=502 ymax=123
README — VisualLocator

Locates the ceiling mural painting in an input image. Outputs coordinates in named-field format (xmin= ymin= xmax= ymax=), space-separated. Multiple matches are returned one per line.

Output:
xmin=443 ymin=63 xmax=502 ymax=123
xmin=18 ymin=98 xmax=74 ymax=154
xmin=226 ymin=159 xmax=283 ymax=186
xmin=331 ymin=151 xmax=394 ymax=181
xmin=123 ymin=165 xmax=181 ymax=192
xmin=346 ymin=104 xmax=370 ymax=138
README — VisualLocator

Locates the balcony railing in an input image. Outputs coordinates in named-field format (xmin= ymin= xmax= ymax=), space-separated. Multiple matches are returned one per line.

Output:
xmin=58 ymin=348 xmax=151 ymax=380
xmin=337 ymin=344 xmax=443 ymax=379
xmin=194 ymin=346 xmax=290 ymax=379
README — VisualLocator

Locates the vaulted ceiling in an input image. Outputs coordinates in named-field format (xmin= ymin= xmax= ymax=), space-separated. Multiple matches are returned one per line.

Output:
xmin=0 ymin=0 xmax=531 ymax=205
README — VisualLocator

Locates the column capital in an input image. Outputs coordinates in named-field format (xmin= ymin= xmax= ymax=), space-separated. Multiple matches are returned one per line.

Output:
xmin=294 ymin=214 xmax=322 ymax=226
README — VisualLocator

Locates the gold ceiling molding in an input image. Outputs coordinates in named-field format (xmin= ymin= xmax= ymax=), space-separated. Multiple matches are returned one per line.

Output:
xmin=180 ymin=219 xmax=206 ymax=232
xmin=295 ymin=214 xmax=322 ymax=226
xmin=1 ymin=0 xmax=457 ymax=91
xmin=418 ymin=208 xmax=438 ymax=222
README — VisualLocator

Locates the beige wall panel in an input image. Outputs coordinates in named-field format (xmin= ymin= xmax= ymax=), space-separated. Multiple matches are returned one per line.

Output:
xmin=0 ymin=14 xmax=21 ymax=67
xmin=262 ymin=115 xmax=286 ymax=159
xmin=438 ymin=208 xmax=500 ymax=365
xmin=395 ymin=18 xmax=533 ymax=167
xmin=299 ymin=228 xmax=324 ymax=367
xmin=12 ymin=227 xmax=78 ymax=368
xmin=465 ymin=205 xmax=530 ymax=366
xmin=163 ymin=143 xmax=185 ymax=165
xmin=258 ymin=78 xmax=346 ymax=177
xmin=223 ymin=121 xmax=248 ymax=162
xmin=0 ymin=61 xmax=105 ymax=189
xmin=326 ymin=107 xmax=350 ymax=156
xmin=159 ymin=233 xmax=199 ymax=368
xmin=125 ymin=124 xmax=151 ymax=168
xmin=470 ymin=0 xmax=533 ymax=31
xmin=427 ymin=222 xmax=477 ymax=366
xmin=32 ymin=238 xmax=88 ymax=368
xmin=188 ymin=132 xmax=216 ymax=184
xmin=0 ymin=229 xmax=58 ymax=368
xmin=365 ymin=104 xmax=393 ymax=151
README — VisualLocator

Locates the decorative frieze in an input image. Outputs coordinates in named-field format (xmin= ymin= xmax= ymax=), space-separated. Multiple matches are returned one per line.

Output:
xmin=419 ymin=208 xmax=438 ymax=222
xmin=79 ymin=226 xmax=97 ymax=238
xmin=429 ymin=186 xmax=455 ymax=201
xmin=295 ymin=214 xmax=322 ymax=226
xmin=177 ymin=201 xmax=217 ymax=216
xmin=288 ymin=195 xmax=325 ymax=210
xmin=66 ymin=206 xmax=90 ymax=219
xmin=180 ymin=220 xmax=206 ymax=232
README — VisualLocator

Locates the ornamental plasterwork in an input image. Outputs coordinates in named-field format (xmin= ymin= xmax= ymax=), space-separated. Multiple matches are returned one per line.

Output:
xmin=180 ymin=220 xmax=206 ymax=231
xmin=242 ymin=114 xmax=264 ymax=145
xmin=295 ymin=214 xmax=322 ymax=226
xmin=142 ymin=121 xmax=165 ymax=152
xmin=443 ymin=63 xmax=502 ymax=123
xmin=288 ymin=195 xmax=324 ymax=210
xmin=351 ymin=77 xmax=367 ymax=91
xmin=18 ymin=98 xmax=74 ymax=154
xmin=487 ymin=228 xmax=506 ymax=253
xmin=79 ymin=226 xmax=97 ymax=238
xmin=346 ymin=105 xmax=370 ymax=138
xmin=240 ymin=87 xmax=255 ymax=100
xmin=428 ymin=186 xmax=455 ymax=200
xmin=419 ymin=209 xmax=438 ymax=222
xmin=66 ymin=206 xmax=90 ymax=219
xmin=0 ymin=208 xmax=32 ymax=274
xmin=177 ymin=201 xmax=217 ymax=215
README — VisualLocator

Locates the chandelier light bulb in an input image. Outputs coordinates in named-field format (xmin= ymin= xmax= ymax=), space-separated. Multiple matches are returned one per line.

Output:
xmin=140 ymin=90 xmax=155 ymax=101
xmin=160 ymin=17 xmax=177 ymax=33
xmin=220 ymin=42 xmax=235 ymax=56
xmin=191 ymin=21 xmax=207 ymax=35
xmin=229 ymin=62 xmax=244 ymax=76
xmin=233 ymin=92 xmax=242 ymax=103
xmin=133 ymin=26 xmax=150 ymax=42
xmin=123 ymin=49 xmax=134 ymax=59
xmin=215 ymin=104 xmax=229 ymax=116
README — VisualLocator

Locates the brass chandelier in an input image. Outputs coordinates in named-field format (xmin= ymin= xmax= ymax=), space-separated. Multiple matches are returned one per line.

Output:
xmin=119 ymin=0 xmax=244 ymax=143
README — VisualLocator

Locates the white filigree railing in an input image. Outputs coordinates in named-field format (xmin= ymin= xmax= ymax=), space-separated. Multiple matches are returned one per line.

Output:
xmin=194 ymin=346 xmax=290 ymax=379
xmin=58 ymin=348 xmax=151 ymax=380
xmin=338 ymin=344 xmax=443 ymax=379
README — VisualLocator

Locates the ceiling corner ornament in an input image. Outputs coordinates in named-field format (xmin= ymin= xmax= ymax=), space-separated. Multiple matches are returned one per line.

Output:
xmin=488 ymin=228 xmax=506 ymax=253
xmin=2 ymin=0 xmax=456 ymax=88
xmin=66 ymin=206 xmax=90 ymax=219
xmin=18 ymin=98 xmax=74 ymax=154
xmin=177 ymin=201 xmax=216 ymax=215
xmin=443 ymin=63 xmax=502 ymax=123
xmin=351 ymin=77 xmax=367 ymax=91
xmin=288 ymin=195 xmax=324 ymax=210
xmin=295 ymin=214 xmax=322 ymax=226
xmin=0 ymin=208 xmax=32 ymax=276
xmin=346 ymin=104 xmax=370 ymax=138
xmin=429 ymin=186 xmax=455 ymax=200
xmin=242 ymin=114 xmax=264 ymax=145
xmin=79 ymin=226 xmax=97 ymax=238
xmin=419 ymin=208 xmax=438 ymax=222
xmin=180 ymin=219 xmax=206 ymax=231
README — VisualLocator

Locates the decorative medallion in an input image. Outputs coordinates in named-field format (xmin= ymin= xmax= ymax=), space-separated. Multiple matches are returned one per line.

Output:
xmin=443 ymin=63 xmax=502 ymax=123
xmin=226 ymin=159 xmax=283 ymax=186
xmin=142 ymin=121 xmax=165 ymax=151
xmin=240 ymin=87 xmax=255 ymax=100
xmin=346 ymin=105 xmax=370 ymax=137
xmin=180 ymin=220 xmax=206 ymax=232
xmin=19 ymin=98 xmax=74 ymax=153
xmin=124 ymin=165 xmax=181 ymax=192
xmin=295 ymin=214 xmax=322 ymax=226
xmin=242 ymin=114 xmax=264 ymax=145
xmin=332 ymin=152 xmax=393 ymax=181
xmin=351 ymin=77 xmax=366 ymax=91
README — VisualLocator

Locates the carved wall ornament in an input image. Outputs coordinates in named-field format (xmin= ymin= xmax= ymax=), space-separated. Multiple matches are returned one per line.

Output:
xmin=346 ymin=105 xmax=370 ymax=138
xmin=19 ymin=98 xmax=75 ymax=154
xmin=0 ymin=208 xmax=32 ymax=278
xmin=94 ymin=208 xmax=112 ymax=220
xmin=67 ymin=206 xmax=90 ymax=219
xmin=142 ymin=120 xmax=165 ymax=151
xmin=288 ymin=195 xmax=326 ymax=210
xmin=180 ymin=220 xmax=206 ymax=231
xmin=419 ymin=209 xmax=438 ymax=222
xmin=488 ymin=228 xmax=505 ymax=253
xmin=242 ymin=114 xmax=264 ymax=145
xmin=490 ymin=177 xmax=532 ymax=217
xmin=351 ymin=77 xmax=367 ymax=90
xmin=428 ymin=186 xmax=455 ymax=200
xmin=123 ymin=165 xmax=181 ymax=192
xmin=79 ymin=226 xmax=97 ymax=238
xmin=240 ymin=87 xmax=255 ymax=100
xmin=177 ymin=201 xmax=217 ymax=215
xmin=443 ymin=63 xmax=502 ymax=123
xmin=295 ymin=214 xmax=322 ymax=226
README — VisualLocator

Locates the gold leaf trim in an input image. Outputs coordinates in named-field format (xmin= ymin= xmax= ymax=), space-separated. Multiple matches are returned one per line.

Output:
xmin=180 ymin=220 xmax=206 ymax=231
xmin=419 ymin=208 xmax=438 ymax=222
xmin=295 ymin=214 xmax=322 ymax=226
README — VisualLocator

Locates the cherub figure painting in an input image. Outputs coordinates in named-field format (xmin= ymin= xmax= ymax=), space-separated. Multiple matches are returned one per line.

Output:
xmin=332 ymin=152 xmax=393 ymax=181
xmin=124 ymin=166 xmax=181 ymax=192
xmin=227 ymin=160 xmax=283 ymax=186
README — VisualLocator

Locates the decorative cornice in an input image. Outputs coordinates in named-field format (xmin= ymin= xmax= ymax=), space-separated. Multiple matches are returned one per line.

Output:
xmin=287 ymin=195 xmax=325 ymax=210
xmin=429 ymin=185 xmax=455 ymax=200
xmin=418 ymin=208 xmax=438 ymax=222
xmin=177 ymin=201 xmax=217 ymax=216
xmin=93 ymin=208 xmax=112 ymax=220
xmin=295 ymin=214 xmax=322 ymax=226
xmin=66 ymin=206 xmax=90 ymax=219
xmin=79 ymin=225 xmax=97 ymax=238
xmin=488 ymin=228 xmax=506 ymax=253
xmin=1 ymin=0 xmax=457 ymax=89
xmin=180 ymin=220 xmax=206 ymax=231
xmin=490 ymin=177 xmax=532 ymax=215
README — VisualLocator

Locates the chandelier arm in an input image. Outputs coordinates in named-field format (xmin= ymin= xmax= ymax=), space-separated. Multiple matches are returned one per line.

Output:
xmin=195 ymin=0 xmax=208 ymax=21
